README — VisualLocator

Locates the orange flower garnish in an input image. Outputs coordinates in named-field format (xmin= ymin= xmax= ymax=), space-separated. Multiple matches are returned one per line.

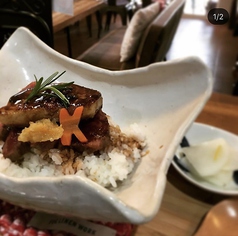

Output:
xmin=59 ymin=106 xmax=88 ymax=146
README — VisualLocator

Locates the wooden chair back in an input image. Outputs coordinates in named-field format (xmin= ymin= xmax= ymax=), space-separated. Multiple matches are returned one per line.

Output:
xmin=134 ymin=0 xmax=186 ymax=68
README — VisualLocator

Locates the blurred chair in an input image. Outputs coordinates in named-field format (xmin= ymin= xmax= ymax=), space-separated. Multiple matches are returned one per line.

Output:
xmin=77 ymin=0 xmax=185 ymax=70
xmin=142 ymin=0 xmax=152 ymax=7
xmin=103 ymin=0 xmax=131 ymax=30
xmin=85 ymin=11 xmax=103 ymax=39
xmin=0 ymin=0 xmax=53 ymax=48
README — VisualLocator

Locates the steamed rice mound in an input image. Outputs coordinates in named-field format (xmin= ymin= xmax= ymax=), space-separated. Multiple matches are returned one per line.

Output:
xmin=0 ymin=121 xmax=147 ymax=188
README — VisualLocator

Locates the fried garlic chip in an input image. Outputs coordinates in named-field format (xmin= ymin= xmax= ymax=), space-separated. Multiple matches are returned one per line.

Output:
xmin=18 ymin=119 xmax=63 ymax=143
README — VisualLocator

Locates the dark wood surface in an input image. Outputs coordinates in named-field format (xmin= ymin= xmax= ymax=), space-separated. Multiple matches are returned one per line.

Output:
xmin=52 ymin=0 xmax=105 ymax=33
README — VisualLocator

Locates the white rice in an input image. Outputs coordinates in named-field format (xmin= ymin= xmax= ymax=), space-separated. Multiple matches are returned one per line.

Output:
xmin=0 ymin=123 xmax=147 ymax=188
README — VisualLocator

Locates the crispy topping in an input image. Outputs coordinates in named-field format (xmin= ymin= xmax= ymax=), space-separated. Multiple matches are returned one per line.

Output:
xmin=18 ymin=119 xmax=64 ymax=143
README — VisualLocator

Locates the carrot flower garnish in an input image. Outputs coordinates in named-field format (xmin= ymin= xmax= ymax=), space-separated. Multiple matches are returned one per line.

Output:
xmin=59 ymin=106 xmax=88 ymax=146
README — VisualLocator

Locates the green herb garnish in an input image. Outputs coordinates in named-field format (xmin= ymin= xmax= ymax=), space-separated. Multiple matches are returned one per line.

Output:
xmin=25 ymin=71 xmax=74 ymax=106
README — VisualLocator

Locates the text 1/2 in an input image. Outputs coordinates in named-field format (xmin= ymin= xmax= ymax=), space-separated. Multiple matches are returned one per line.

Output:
xmin=208 ymin=8 xmax=229 ymax=25
xmin=213 ymin=13 xmax=223 ymax=21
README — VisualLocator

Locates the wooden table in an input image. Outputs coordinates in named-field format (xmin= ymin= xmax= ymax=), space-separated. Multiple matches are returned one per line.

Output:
xmin=52 ymin=0 xmax=106 ymax=57
xmin=134 ymin=92 xmax=238 ymax=236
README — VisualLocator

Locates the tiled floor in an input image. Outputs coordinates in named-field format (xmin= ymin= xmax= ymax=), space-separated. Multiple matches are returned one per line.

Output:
xmin=54 ymin=13 xmax=238 ymax=95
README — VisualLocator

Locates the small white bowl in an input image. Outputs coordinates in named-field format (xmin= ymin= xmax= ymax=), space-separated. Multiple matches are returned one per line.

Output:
xmin=173 ymin=122 xmax=238 ymax=195
xmin=0 ymin=27 xmax=213 ymax=223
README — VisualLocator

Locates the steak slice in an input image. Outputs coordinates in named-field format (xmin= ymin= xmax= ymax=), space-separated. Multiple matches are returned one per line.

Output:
xmin=70 ymin=110 xmax=111 ymax=153
xmin=3 ymin=110 xmax=111 ymax=162
xmin=0 ymin=84 xmax=102 ymax=127
xmin=33 ymin=111 xmax=111 ymax=154
xmin=2 ymin=129 xmax=30 ymax=162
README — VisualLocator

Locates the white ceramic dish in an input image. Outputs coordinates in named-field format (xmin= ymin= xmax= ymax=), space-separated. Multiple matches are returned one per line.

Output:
xmin=173 ymin=122 xmax=238 ymax=196
xmin=0 ymin=27 xmax=213 ymax=224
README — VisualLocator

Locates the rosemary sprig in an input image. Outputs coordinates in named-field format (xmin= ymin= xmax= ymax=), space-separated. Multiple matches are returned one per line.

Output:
xmin=25 ymin=71 xmax=74 ymax=106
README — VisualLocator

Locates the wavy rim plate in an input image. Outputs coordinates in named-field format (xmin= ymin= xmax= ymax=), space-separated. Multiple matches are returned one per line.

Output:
xmin=0 ymin=27 xmax=213 ymax=224
xmin=172 ymin=122 xmax=238 ymax=196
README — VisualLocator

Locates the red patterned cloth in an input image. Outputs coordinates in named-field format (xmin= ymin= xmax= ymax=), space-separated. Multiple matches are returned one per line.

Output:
xmin=94 ymin=222 xmax=135 ymax=236
xmin=0 ymin=200 xmax=135 ymax=236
